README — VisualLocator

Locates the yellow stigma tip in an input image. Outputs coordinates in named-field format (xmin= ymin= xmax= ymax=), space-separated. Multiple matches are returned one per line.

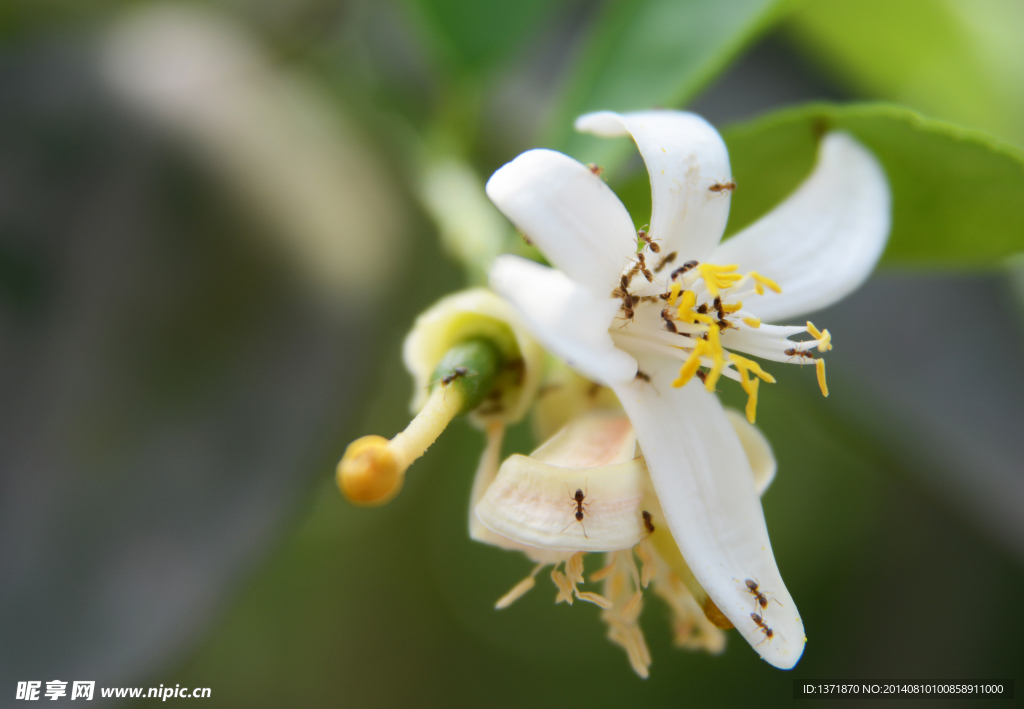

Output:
xmin=337 ymin=435 xmax=405 ymax=505
xmin=816 ymin=358 xmax=829 ymax=397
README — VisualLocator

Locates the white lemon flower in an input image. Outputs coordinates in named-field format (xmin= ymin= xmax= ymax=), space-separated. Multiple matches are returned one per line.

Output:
xmin=483 ymin=110 xmax=891 ymax=669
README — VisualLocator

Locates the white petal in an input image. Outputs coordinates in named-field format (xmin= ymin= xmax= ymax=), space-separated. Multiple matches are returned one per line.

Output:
xmin=485 ymin=148 xmax=637 ymax=297
xmin=725 ymin=409 xmax=776 ymax=496
xmin=576 ymin=110 xmax=732 ymax=261
xmin=611 ymin=352 xmax=804 ymax=668
xmin=475 ymin=451 xmax=646 ymax=553
xmin=709 ymin=132 xmax=891 ymax=322
xmin=490 ymin=255 xmax=637 ymax=386
xmin=468 ymin=424 xmax=572 ymax=565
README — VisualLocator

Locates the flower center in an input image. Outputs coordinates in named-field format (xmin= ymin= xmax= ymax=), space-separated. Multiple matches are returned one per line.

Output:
xmin=611 ymin=252 xmax=833 ymax=423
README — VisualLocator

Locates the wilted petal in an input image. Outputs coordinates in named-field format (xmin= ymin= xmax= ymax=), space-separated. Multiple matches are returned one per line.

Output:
xmin=475 ymin=412 xmax=646 ymax=552
xmin=486 ymin=149 xmax=637 ymax=297
xmin=468 ymin=424 xmax=573 ymax=565
xmin=611 ymin=351 xmax=805 ymax=669
xmin=490 ymin=255 xmax=637 ymax=385
xmin=710 ymin=132 xmax=890 ymax=322
xmin=576 ymin=110 xmax=732 ymax=261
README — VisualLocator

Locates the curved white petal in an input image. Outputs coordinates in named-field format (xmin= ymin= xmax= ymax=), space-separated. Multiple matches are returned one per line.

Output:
xmin=490 ymin=255 xmax=637 ymax=385
xmin=725 ymin=409 xmax=776 ymax=496
xmin=486 ymin=149 xmax=637 ymax=297
xmin=468 ymin=424 xmax=572 ymax=565
xmin=611 ymin=351 xmax=804 ymax=669
xmin=475 ymin=456 xmax=646 ymax=552
xmin=576 ymin=110 xmax=732 ymax=261
xmin=709 ymin=132 xmax=891 ymax=322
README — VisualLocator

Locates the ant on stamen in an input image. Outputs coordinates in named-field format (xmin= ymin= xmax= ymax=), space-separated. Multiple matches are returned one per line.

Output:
xmin=671 ymin=260 xmax=699 ymax=280
xmin=637 ymin=224 xmax=660 ymax=253
xmin=708 ymin=180 xmax=736 ymax=194
xmin=642 ymin=510 xmax=655 ymax=535
xmin=696 ymin=369 xmax=708 ymax=385
xmin=562 ymin=484 xmax=591 ymax=538
xmin=696 ymin=303 xmax=709 ymax=315
xmin=653 ymin=251 xmax=676 ymax=273
xmin=713 ymin=296 xmax=725 ymax=319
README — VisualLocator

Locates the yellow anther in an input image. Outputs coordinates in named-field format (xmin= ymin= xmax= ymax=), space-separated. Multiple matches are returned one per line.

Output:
xmin=692 ymin=312 xmax=716 ymax=325
xmin=742 ymin=316 xmax=761 ymax=328
xmin=671 ymin=348 xmax=703 ymax=388
xmin=668 ymin=281 xmax=681 ymax=306
xmin=816 ymin=358 xmax=829 ymax=397
xmin=703 ymin=325 xmax=725 ymax=391
xmin=806 ymin=321 xmax=824 ymax=339
xmin=728 ymin=353 xmax=776 ymax=384
xmin=675 ymin=290 xmax=697 ymax=321
xmin=697 ymin=263 xmax=743 ymax=296
xmin=749 ymin=271 xmax=782 ymax=295
xmin=818 ymin=330 xmax=832 ymax=352
xmin=743 ymin=376 xmax=760 ymax=423
xmin=721 ymin=301 xmax=743 ymax=314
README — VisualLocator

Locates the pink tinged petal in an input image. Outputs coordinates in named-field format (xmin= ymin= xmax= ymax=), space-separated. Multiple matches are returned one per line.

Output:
xmin=576 ymin=110 xmax=733 ymax=261
xmin=490 ymin=255 xmax=637 ymax=386
xmin=710 ymin=132 xmax=891 ymax=322
xmin=485 ymin=149 xmax=637 ymax=297
xmin=611 ymin=351 xmax=805 ymax=669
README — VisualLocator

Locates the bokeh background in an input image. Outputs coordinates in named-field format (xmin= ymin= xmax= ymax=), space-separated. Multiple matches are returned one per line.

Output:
xmin=1 ymin=0 xmax=1022 ymax=706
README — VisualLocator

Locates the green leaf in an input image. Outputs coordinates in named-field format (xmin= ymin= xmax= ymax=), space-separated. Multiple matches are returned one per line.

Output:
xmin=547 ymin=0 xmax=795 ymax=169
xmin=721 ymin=103 xmax=1024 ymax=265
xmin=403 ymin=0 xmax=567 ymax=76
xmin=784 ymin=0 xmax=1024 ymax=148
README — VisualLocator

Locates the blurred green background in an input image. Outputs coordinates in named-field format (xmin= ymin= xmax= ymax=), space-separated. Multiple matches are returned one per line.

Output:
xmin=1 ymin=0 xmax=1022 ymax=706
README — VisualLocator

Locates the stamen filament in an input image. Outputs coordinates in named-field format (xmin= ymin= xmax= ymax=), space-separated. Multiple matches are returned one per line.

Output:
xmin=816 ymin=358 xmax=829 ymax=397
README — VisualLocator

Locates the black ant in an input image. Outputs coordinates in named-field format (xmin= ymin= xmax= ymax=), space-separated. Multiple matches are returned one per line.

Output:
xmin=661 ymin=308 xmax=678 ymax=333
xmin=713 ymin=296 xmax=725 ymax=319
xmin=743 ymin=578 xmax=781 ymax=611
xmin=642 ymin=510 xmax=655 ymax=535
xmin=563 ymin=484 xmax=591 ymax=537
xmin=434 ymin=367 xmax=469 ymax=387
xmin=627 ymin=253 xmax=654 ymax=282
xmin=784 ymin=347 xmax=814 ymax=364
xmin=670 ymin=260 xmax=699 ymax=280
xmin=750 ymin=612 xmax=775 ymax=645
xmin=637 ymin=224 xmax=660 ymax=253
xmin=653 ymin=251 xmax=677 ymax=273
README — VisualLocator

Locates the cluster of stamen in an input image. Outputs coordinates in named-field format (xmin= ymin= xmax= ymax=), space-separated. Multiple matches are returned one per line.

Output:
xmin=611 ymin=231 xmax=834 ymax=422
xmin=594 ymin=542 xmax=655 ymax=677
xmin=494 ymin=552 xmax=612 ymax=611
